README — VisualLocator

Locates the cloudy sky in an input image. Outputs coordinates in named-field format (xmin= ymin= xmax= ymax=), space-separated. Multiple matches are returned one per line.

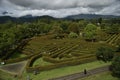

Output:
xmin=0 ymin=0 xmax=120 ymax=17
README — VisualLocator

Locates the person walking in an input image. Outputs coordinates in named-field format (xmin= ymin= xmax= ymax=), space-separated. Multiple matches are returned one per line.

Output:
xmin=84 ymin=69 xmax=87 ymax=74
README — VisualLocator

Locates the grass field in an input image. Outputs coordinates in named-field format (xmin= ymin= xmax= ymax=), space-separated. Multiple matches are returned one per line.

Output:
xmin=0 ymin=70 xmax=17 ymax=80
xmin=21 ymin=61 xmax=110 ymax=80
xmin=33 ymin=58 xmax=52 ymax=67
xmin=80 ymin=72 xmax=119 ymax=80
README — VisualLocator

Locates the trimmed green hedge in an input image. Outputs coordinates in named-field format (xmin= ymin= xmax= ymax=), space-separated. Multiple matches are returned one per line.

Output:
xmin=58 ymin=45 xmax=79 ymax=58
xmin=26 ymin=56 xmax=96 ymax=73
xmin=50 ymin=45 xmax=76 ymax=58
xmin=3 ymin=54 xmax=33 ymax=64
xmin=43 ymin=54 xmax=95 ymax=63
xmin=26 ymin=54 xmax=42 ymax=67
xmin=71 ymin=52 xmax=86 ymax=56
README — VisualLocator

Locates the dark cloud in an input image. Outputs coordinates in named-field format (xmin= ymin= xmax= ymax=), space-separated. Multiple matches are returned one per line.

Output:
xmin=0 ymin=0 xmax=119 ymax=17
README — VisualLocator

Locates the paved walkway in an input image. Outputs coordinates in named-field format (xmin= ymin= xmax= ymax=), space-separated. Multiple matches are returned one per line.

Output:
xmin=49 ymin=65 xmax=110 ymax=80
xmin=0 ymin=61 xmax=27 ymax=76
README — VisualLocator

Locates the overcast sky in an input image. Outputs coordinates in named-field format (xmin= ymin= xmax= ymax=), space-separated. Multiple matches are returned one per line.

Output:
xmin=0 ymin=0 xmax=120 ymax=17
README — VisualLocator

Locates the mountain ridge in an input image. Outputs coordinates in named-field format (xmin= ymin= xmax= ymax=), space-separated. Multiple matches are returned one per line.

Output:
xmin=0 ymin=14 xmax=120 ymax=23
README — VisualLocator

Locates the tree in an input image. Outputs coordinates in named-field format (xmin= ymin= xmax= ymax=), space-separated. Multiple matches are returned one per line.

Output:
xmin=78 ymin=20 xmax=87 ymax=30
xmin=98 ymin=18 xmax=102 ymax=24
xmin=83 ymin=23 xmax=97 ymax=41
xmin=68 ymin=32 xmax=78 ymax=38
xmin=60 ymin=21 xmax=69 ymax=33
xmin=51 ymin=25 xmax=63 ymax=39
xmin=68 ymin=23 xmax=80 ymax=34
xmin=96 ymin=46 xmax=114 ymax=62
xmin=106 ymin=24 xmax=120 ymax=34
xmin=51 ymin=25 xmax=63 ymax=34
xmin=111 ymin=56 xmax=120 ymax=77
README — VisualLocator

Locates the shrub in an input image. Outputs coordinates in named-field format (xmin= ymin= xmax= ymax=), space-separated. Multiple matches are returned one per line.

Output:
xmin=68 ymin=32 xmax=78 ymax=38
xmin=96 ymin=46 xmax=114 ymax=62
xmin=111 ymin=56 xmax=120 ymax=77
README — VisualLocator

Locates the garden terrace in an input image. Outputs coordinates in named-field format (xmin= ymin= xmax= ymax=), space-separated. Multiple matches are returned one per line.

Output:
xmin=23 ymin=35 xmax=114 ymax=73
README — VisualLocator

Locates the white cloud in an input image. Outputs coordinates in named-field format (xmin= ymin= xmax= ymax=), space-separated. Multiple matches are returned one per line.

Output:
xmin=0 ymin=0 xmax=119 ymax=17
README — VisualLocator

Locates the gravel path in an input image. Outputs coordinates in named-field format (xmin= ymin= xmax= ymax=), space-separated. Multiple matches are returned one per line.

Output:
xmin=49 ymin=65 xmax=110 ymax=80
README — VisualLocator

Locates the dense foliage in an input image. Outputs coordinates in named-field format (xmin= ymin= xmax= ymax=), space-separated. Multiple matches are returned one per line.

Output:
xmin=83 ymin=23 xmax=97 ymax=41
xmin=111 ymin=56 xmax=120 ymax=77
xmin=96 ymin=46 xmax=114 ymax=62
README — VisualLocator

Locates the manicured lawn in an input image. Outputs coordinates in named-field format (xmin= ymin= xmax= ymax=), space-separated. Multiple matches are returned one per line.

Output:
xmin=33 ymin=58 xmax=52 ymax=67
xmin=0 ymin=70 xmax=17 ymax=80
xmin=22 ymin=61 xmax=110 ymax=80
xmin=80 ymin=72 xmax=120 ymax=80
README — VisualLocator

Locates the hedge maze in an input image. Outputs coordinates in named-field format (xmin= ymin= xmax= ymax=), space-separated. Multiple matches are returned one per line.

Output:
xmin=24 ymin=39 xmax=101 ymax=73
xmin=104 ymin=33 xmax=120 ymax=45
xmin=24 ymin=33 xmax=120 ymax=73
xmin=1 ymin=33 xmax=119 ymax=74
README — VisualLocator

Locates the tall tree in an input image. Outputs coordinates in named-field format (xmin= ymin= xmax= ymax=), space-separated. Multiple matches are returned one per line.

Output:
xmin=68 ymin=22 xmax=80 ymax=34
xmin=83 ymin=23 xmax=97 ymax=41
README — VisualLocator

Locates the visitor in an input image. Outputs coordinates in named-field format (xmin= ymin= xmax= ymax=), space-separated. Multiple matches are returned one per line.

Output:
xmin=84 ymin=69 xmax=87 ymax=74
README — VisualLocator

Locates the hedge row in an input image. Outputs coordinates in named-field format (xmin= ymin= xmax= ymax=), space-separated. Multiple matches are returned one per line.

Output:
xmin=58 ymin=45 xmax=79 ymax=58
xmin=3 ymin=54 xmax=34 ymax=64
xmin=49 ymin=47 xmax=58 ymax=52
xmin=51 ymin=45 xmax=75 ymax=58
xmin=26 ymin=53 xmax=42 ymax=68
xmin=71 ymin=52 xmax=86 ymax=56
xmin=43 ymin=54 xmax=95 ymax=63
xmin=26 ymin=56 xmax=96 ymax=73
xmin=106 ymin=34 xmax=116 ymax=43
xmin=49 ymin=47 xmax=67 ymax=56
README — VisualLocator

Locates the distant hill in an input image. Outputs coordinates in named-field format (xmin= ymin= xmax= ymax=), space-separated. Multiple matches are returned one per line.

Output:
xmin=0 ymin=15 xmax=56 ymax=23
xmin=0 ymin=14 xmax=120 ymax=23
xmin=65 ymin=14 xmax=120 ymax=19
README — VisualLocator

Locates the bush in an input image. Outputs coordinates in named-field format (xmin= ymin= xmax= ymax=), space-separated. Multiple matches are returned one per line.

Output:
xmin=111 ymin=56 xmax=120 ymax=77
xmin=96 ymin=46 xmax=114 ymax=62
xmin=68 ymin=32 xmax=78 ymax=38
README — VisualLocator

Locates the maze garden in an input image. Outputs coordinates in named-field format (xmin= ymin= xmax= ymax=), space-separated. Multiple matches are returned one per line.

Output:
xmin=0 ymin=18 xmax=120 ymax=80
xmin=0 ymin=31 xmax=120 ymax=80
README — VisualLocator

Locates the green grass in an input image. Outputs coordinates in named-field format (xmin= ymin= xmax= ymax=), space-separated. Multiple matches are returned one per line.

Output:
xmin=0 ymin=70 xmax=17 ymax=80
xmin=21 ymin=61 xmax=110 ymax=80
xmin=80 ymin=72 xmax=119 ymax=80
xmin=10 ymin=52 xmax=27 ymax=59
xmin=33 ymin=58 xmax=52 ymax=67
